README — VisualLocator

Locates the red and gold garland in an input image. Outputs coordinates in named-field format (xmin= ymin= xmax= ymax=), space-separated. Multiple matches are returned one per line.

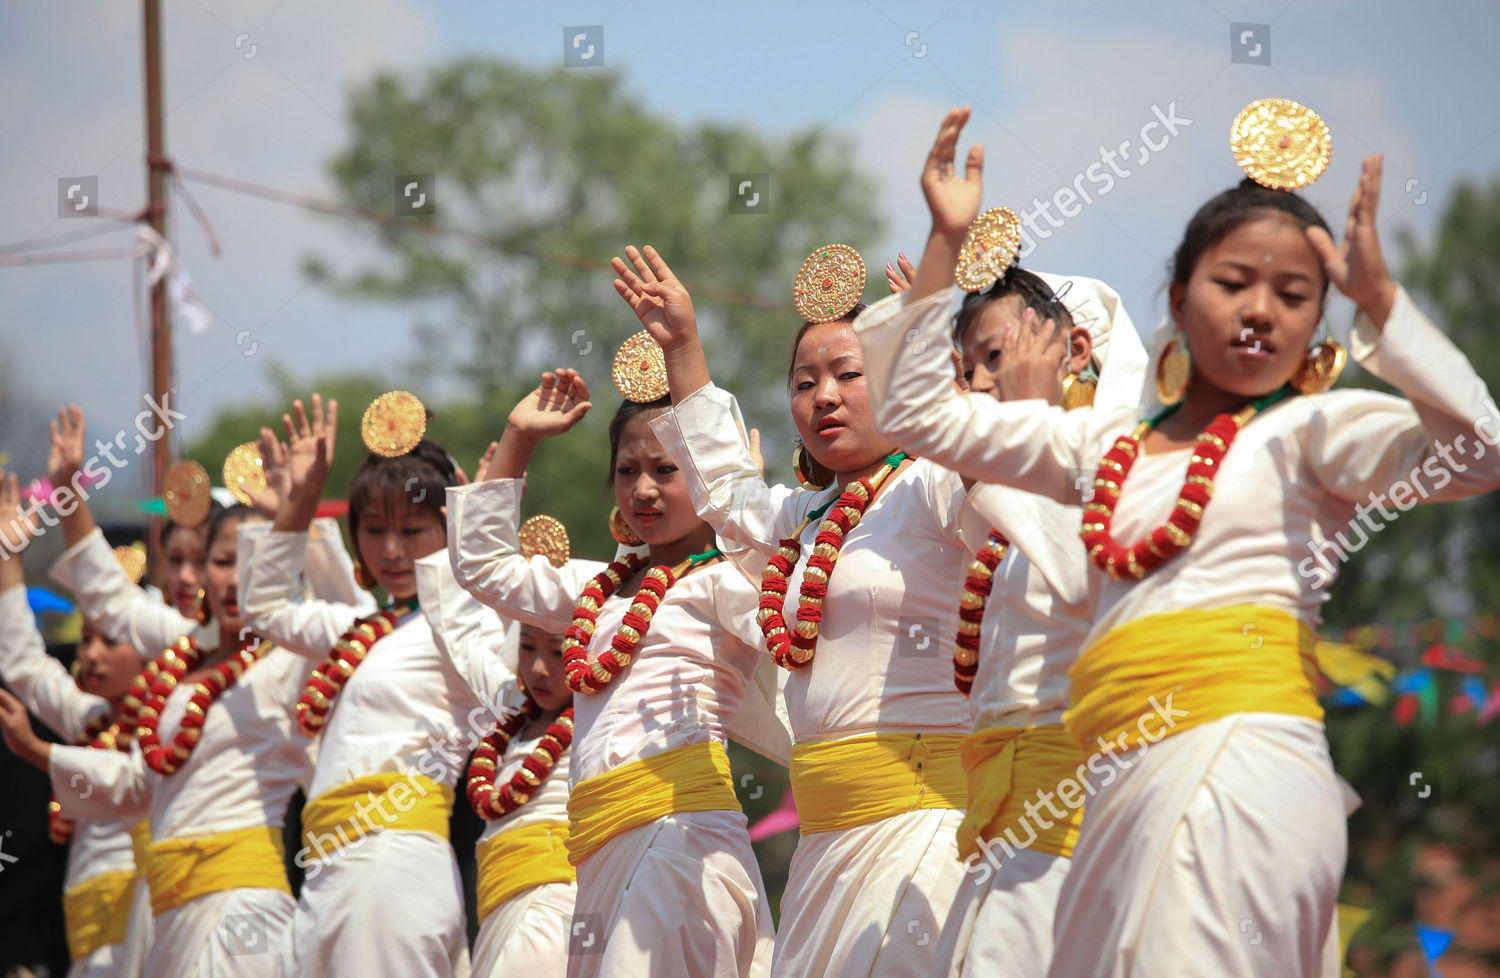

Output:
xmin=296 ymin=607 xmax=407 ymax=736
xmin=47 ymin=713 xmax=130 ymax=844
xmin=135 ymin=636 xmax=270 ymax=775
xmin=1080 ymin=389 xmax=1290 ymax=580
xmin=953 ymin=529 xmax=1010 ymax=696
xmin=562 ymin=549 xmax=721 ymax=694
xmin=466 ymin=698 xmax=575 ymax=819
xmin=759 ymin=454 xmax=907 ymax=670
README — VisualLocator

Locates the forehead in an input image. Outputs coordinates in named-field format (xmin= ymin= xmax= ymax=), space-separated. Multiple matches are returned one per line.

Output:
xmin=614 ymin=413 xmax=668 ymax=459
xmin=793 ymin=321 xmax=861 ymax=370
xmin=210 ymin=515 xmax=265 ymax=554
xmin=1206 ymin=213 xmax=1321 ymax=271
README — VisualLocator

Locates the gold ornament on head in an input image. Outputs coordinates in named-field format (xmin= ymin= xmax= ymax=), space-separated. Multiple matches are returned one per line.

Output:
xmin=954 ymin=207 xmax=1024 ymax=293
xmin=362 ymin=391 xmax=427 ymax=457
xmin=222 ymin=443 xmax=266 ymax=506
xmin=792 ymin=244 xmax=866 ymax=324
xmin=163 ymin=460 xmax=212 ymax=526
xmin=611 ymin=331 xmax=670 ymax=403
xmin=519 ymin=515 xmax=571 ymax=568
xmin=1231 ymin=98 xmax=1332 ymax=191
xmin=113 ymin=543 xmax=147 ymax=585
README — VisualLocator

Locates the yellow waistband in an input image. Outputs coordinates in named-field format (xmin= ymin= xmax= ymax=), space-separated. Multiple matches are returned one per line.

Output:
xmin=790 ymin=732 xmax=968 ymax=835
xmin=128 ymin=818 xmax=152 ymax=871
xmin=63 ymin=869 xmax=136 ymax=959
xmin=300 ymin=773 xmax=455 ymax=862
xmin=476 ymin=821 xmax=575 ymax=921
xmin=956 ymin=724 xmax=1084 ymax=861
xmin=567 ymin=741 xmax=739 ymax=865
xmin=145 ymin=826 xmax=290 ymax=916
xmin=1064 ymin=604 xmax=1324 ymax=752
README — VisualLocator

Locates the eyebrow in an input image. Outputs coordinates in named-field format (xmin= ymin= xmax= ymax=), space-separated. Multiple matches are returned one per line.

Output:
xmin=1215 ymin=259 xmax=1316 ymax=284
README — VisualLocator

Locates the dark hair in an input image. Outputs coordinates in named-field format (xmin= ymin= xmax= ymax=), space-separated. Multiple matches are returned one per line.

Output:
xmin=162 ymin=498 xmax=225 ymax=550
xmin=952 ymin=266 xmax=1074 ymax=347
xmin=605 ymin=396 xmax=671 ymax=489
xmin=204 ymin=503 xmax=256 ymax=551
xmin=785 ymin=303 xmax=871 ymax=391
xmin=1171 ymin=178 xmax=1332 ymax=293
xmin=347 ymin=439 xmax=457 ymax=543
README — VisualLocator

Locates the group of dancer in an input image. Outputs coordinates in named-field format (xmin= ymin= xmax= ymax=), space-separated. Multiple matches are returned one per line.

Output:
xmin=0 ymin=96 xmax=1495 ymax=978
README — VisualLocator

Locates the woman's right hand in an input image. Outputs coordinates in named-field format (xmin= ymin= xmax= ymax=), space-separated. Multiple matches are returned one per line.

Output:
xmin=921 ymin=106 xmax=984 ymax=238
xmin=505 ymin=369 xmax=593 ymax=444
xmin=47 ymin=404 xmax=86 ymax=490
xmin=281 ymin=393 xmax=338 ymax=504
xmin=0 ymin=471 xmax=41 ymax=563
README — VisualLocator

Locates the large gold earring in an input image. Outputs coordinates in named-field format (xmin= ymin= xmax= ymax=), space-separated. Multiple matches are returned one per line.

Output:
xmin=609 ymin=506 xmax=645 ymax=547
xmin=1290 ymin=334 xmax=1347 ymax=394
xmin=353 ymin=557 xmax=377 ymax=591
xmin=1061 ymin=365 xmax=1098 ymax=411
xmin=1156 ymin=332 xmax=1192 ymax=406
xmin=195 ymin=588 xmax=211 ymax=625
xmin=791 ymin=442 xmax=834 ymax=491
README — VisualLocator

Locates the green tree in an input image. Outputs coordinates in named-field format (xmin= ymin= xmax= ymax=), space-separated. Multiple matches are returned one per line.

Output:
xmin=303 ymin=58 xmax=884 ymax=460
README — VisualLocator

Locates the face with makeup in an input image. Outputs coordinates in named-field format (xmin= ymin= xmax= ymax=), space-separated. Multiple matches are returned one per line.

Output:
xmin=75 ymin=621 xmax=142 ymax=703
xmin=789 ymin=321 xmax=894 ymax=475
xmin=611 ymin=413 xmax=707 ymax=548
xmin=203 ymin=512 xmax=266 ymax=639
xmin=517 ymin=624 xmax=570 ymax=713
xmin=958 ymin=295 xmax=1093 ymax=405
xmin=1169 ymin=212 xmax=1327 ymax=400
xmin=355 ymin=497 xmax=446 ymax=603
xmin=162 ymin=522 xmax=208 ymax=617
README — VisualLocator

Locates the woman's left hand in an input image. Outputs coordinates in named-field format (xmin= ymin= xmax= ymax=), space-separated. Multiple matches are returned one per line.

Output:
xmin=1306 ymin=154 xmax=1398 ymax=328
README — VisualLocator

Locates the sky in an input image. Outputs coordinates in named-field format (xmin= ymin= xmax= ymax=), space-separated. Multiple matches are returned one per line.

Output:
xmin=2 ymin=0 xmax=1499 ymax=517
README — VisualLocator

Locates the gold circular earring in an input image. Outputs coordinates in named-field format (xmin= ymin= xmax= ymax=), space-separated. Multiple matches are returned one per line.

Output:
xmin=792 ymin=442 xmax=833 ymax=490
xmin=194 ymin=588 xmax=211 ymax=625
xmin=609 ymin=506 xmax=645 ymax=547
xmin=1156 ymin=332 xmax=1192 ymax=406
xmin=1061 ymin=365 xmax=1098 ymax=411
xmin=353 ymin=557 xmax=377 ymax=591
xmin=1290 ymin=333 xmax=1347 ymax=394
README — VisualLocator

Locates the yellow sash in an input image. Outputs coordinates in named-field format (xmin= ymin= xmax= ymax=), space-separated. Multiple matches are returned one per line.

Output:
xmin=1064 ymin=604 xmax=1324 ymax=752
xmin=956 ymin=724 xmax=1084 ymax=860
xmin=128 ymin=818 xmax=152 ymax=870
xmin=566 ymin=741 xmax=739 ymax=865
xmin=63 ymin=869 xmax=136 ymax=959
xmin=791 ymin=732 xmax=968 ymax=835
xmin=300 ymin=773 xmax=455 ymax=862
xmin=475 ymin=821 xmax=575 ymax=921
xmin=145 ymin=826 xmax=290 ymax=916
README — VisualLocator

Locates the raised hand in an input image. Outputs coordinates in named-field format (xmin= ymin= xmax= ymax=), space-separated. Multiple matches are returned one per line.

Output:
xmin=473 ymin=442 xmax=499 ymax=483
xmin=922 ymin=106 xmax=985 ymax=237
xmin=281 ymin=393 xmax=339 ymax=504
xmin=886 ymin=252 xmax=916 ymax=294
xmin=997 ymin=308 xmax=1069 ymax=404
xmin=247 ymin=427 xmax=290 ymax=519
xmin=1305 ymin=154 xmax=1397 ymax=328
xmin=611 ymin=245 xmax=699 ymax=351
xmin=47 ymin=405 xmax=86 ymax=489
xmin=0 ymin=471 xmax=42 ymax=561
xmin=0 ymin=687 xmax=50 ymax=770
xmin=506 ymin=369 xmax=593 ymax=443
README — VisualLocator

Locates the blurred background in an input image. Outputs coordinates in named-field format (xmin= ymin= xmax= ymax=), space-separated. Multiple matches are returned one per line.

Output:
xmin=2 ymin=1 xmax=1499 ymax=975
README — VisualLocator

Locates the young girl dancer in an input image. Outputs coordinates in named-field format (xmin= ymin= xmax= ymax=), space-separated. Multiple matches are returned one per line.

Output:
xmin=618 ymin=242 xmax=973 ymax=978
xmin=858 ymin=99 xmax=1500 ymax=976
xmin=446 ymin=360 xmax=789 ymax=978
xmin=0 ymin=471 xmax=150 ymax=978
xmin=238 ymin=393 xmax=512 ymax=977
xmin=423 ymin=512 xmax=577 ymax=977
xmin=3 ymin=501 xmax=315 ymax=978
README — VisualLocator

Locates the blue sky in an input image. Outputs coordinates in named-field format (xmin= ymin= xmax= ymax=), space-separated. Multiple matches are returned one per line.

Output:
xmin=2 ymin=0 xmax=1498 ymax=517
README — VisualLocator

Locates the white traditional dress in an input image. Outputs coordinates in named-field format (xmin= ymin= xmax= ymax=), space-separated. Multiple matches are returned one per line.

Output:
xmin=860 ymin=277 xmax=1150 ymax=977
xmin=859 ymin=284 xmax=1500 ymax=976
xmin=46 ymin=638 xmax=314 ymax=978
xmin=447 ymin=478 xmax=791 ymax=978
xmin=237 ymin=524 xmax=511 ymax=978
xmin=650 ymin=383 xmax=975 ymax=978
xmin=418 ymin=556 xmax=575 ymax=978
xmin=0 ymin=584 xmax=146 ymax=978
